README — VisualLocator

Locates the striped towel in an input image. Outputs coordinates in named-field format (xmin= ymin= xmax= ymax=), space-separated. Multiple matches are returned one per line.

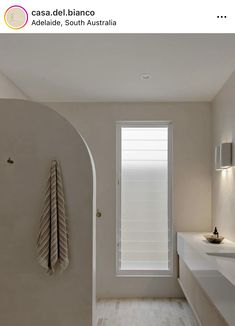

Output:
xmin=37 ymin=160 xmax=69 ymax=274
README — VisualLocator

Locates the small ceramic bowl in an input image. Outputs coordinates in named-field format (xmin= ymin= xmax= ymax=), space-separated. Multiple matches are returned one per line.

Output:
xmin=204 ymin=234 xmax=224 ymax=244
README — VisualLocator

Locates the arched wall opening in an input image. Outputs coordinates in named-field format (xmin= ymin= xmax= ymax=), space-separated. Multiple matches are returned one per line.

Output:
xmin=0 ymin=99 xmax=96 ymax=326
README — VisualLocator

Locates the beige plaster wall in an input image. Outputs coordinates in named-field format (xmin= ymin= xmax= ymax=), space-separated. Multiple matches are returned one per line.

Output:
xmin=0 ymin=99 xmax=94 ymax=326
xmin=48 ymin=102 xmax=212 ymax=298
xmin=212 ymin=70 xmax=235 ymax=242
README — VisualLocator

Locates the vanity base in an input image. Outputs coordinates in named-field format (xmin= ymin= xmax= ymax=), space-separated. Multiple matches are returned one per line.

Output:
xmin=179 ymin=258 xmax=228 ymax=326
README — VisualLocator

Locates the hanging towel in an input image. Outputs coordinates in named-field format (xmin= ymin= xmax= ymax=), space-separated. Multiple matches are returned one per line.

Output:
xmin=37 ymin=160 xmax=69 ymax=274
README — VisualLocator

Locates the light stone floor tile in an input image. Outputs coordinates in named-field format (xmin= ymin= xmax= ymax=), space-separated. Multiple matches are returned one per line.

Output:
xmin=96 ymin=299 xmax=198 ymax=326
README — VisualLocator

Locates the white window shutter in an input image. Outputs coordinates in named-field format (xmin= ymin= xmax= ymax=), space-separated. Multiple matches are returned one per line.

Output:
xmin=117 ymin=123 xmax=172 ymax=275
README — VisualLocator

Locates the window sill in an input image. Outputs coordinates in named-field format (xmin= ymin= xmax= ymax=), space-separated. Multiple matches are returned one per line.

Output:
xmin=116 ymin=270 xmax=173 ymax=278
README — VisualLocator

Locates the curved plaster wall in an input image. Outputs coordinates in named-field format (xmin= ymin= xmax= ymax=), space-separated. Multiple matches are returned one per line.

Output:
xmin=0 ymin=99 xmax=95 ymax=326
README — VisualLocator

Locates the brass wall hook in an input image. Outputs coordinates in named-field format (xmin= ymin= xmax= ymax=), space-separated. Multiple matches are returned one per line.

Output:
xmin=96 ymin=209 xmax=102 ymax=218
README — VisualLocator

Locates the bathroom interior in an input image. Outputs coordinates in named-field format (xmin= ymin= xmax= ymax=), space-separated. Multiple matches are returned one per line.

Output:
xmin=0 ymin=34 xmax=235 ymax=326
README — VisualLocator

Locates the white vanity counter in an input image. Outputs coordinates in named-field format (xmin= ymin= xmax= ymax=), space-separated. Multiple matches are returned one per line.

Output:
xmin=177 ymin=232 xmax=235 ymax=326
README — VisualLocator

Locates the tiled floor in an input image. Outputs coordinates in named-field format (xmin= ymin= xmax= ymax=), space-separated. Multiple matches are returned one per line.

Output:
xmin=96 ymin=298 xmax=198 ymax=326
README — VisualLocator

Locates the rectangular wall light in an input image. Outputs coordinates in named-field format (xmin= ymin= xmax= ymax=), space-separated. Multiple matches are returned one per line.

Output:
xmin=215 ymin=145 xmax=222 ymax=171
xmin=215 ymin=142 xmax=232 ymax=170
xmin=221 ymin=143 xmax=232 ymax=168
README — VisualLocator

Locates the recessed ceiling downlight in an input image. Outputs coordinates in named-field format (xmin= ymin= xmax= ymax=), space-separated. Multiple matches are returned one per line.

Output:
xmin=140 ymin=73 xmax=152 ymax=80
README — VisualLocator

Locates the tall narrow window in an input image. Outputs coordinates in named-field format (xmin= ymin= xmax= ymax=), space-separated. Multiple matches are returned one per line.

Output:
xmin=116 ymin=122 xmax=172 ymax=276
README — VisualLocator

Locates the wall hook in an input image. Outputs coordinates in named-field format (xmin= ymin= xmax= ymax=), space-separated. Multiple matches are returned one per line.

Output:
xmin=7 ymin=157 xmax=14 ymax=164
xmin=96 ymin=209 xmax=102 ymax=218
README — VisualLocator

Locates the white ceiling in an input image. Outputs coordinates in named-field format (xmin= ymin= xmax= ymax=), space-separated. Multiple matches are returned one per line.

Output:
xmin=0 ymin=34 xmax=235 ymax=102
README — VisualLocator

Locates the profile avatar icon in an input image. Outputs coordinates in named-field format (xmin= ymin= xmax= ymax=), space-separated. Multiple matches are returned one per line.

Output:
xmin=4 ymin=5 xmax=28 ymax=29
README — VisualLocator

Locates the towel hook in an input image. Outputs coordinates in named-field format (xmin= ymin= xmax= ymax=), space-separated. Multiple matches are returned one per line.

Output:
xmin=7 ymin=157 xmax=14 ymax=164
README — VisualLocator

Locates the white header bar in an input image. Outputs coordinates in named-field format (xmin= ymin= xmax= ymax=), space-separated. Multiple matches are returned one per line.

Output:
xmin=0 ymin=0 xmax=235 ymax=33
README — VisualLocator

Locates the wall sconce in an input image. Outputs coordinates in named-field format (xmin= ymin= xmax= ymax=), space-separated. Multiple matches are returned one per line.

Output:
xmin=215 ymin=145 xmax=222 ymax=171
xmin=215 ymin=142 xmax=232 ymax=170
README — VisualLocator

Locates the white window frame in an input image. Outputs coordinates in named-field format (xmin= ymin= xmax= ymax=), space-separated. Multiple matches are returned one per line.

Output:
xmin=116 ymin=121 xmax=173 ymax=277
